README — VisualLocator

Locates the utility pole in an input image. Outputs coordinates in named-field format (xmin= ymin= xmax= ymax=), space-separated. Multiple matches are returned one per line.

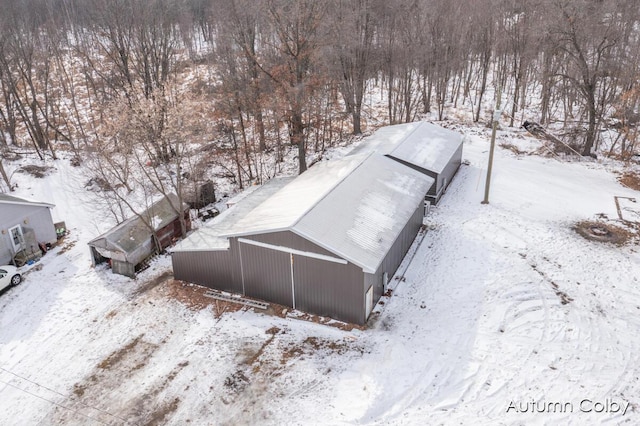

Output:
xmin=482 ymin=86 xmax=502 ymax=204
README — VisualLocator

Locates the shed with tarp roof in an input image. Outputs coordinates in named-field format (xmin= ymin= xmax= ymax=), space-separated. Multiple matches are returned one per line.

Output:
xmin=89 ymin=193 xmax=190 ymax=278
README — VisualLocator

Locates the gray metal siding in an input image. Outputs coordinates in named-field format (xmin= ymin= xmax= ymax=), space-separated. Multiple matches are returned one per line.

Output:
xmin=380 ymin=202 xmax=423 ymax=279
xmin=244 ymin=231 xmax=338 ymax=258
xmin=242 ymin=231 xmax=366 ymax=324
xmin=172 ymin=249 xmax=242 ymax=293
xmin=239 ymin=241 xmax=293 ymax=307
xmin=292 ymin=254 xmax=364 ymax=324
xmin=366 ymin=264 xmax=384 ymax=307
xmin=174 ymin=229 xmax=399 ymax=325
xmin=386 ymin=155 xmax=439 ymax=196
xmin=364 ymin=200 xmax=423 ymax=320
xmin=436 ymin=143 xmax=463 ymax=200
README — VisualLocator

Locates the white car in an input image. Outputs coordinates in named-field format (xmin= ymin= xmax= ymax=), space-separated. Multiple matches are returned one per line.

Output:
xmin=0 ymin=265 xmax=21 ymax=292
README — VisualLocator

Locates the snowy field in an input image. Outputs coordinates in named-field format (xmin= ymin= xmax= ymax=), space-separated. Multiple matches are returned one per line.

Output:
xmin=1 ymin=125 xmax=640 ymax=425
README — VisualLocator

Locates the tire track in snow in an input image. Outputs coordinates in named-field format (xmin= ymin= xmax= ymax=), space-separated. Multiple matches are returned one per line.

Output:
xmin=358 ymin=214 xmax=489 ymax=423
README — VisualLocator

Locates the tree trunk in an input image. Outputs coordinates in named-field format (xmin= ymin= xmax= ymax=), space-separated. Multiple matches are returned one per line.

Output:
xmin=352 ymin=107 xmax=362 ymax=135
xmin=290 ymin=112 xmax=307 ymax=174
xmin=582 ymin=86 xmax=597 ymax=156
xmin=475 ymin=51 xmax=490 ymax=123
xmin=0 ymin=158 xmax=11 ymax=191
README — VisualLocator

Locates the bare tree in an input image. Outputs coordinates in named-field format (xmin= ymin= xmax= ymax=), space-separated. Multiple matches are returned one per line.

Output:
xmin=328 ymin=0 xmax=378 ymax=134
xmin=547 ymin=0 xmax=628 ymax=155
xmin=259 ymin=0 xmax=328 ymax=174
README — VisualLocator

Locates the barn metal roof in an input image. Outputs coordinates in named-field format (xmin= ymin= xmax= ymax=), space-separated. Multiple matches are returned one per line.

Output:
xmin=221 ymin=153 xmax=434 ymax=273
xmin=223 ymin=154 xmax=367 ymax=236
xmin=350 ymin=121 xmax=464 ymax=174
xmin=172 ymin=177 xmax=294 ymax=251
xmin=292 ymin=154 xmax=433 ymax=273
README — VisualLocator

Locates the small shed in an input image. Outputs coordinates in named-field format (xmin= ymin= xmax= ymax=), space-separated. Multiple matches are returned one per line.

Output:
xmin=184 ymin=180 xmax=216 ymax=209
xmin=351 ymin=122 xmax=464 ymax=203
xmin=0 ymin=194 xmax=57 ymax=265
xmin=171 ymin=153 xmax=434 ymax=324
xmin=89 ymin=193 xmax=190 ymax=278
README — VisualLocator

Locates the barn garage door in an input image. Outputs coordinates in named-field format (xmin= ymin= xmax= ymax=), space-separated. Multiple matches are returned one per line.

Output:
xmin=292 ymin=255 xmax=362 ymax=323
xmin=239 ymin=241 xmax=293 ymax=307
xmin=238 ymin=238 xmax=348 ymax=311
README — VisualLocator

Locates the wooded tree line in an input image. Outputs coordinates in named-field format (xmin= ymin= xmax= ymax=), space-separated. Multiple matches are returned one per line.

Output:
xmin=0 ymin=0 xmax=639 ymax=216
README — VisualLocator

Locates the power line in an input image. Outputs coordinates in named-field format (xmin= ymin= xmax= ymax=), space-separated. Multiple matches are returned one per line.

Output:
xmin=0 ymin=379 xmax=111 ymax=425
xmin=0 ymin=367 xmax=128 ymax=424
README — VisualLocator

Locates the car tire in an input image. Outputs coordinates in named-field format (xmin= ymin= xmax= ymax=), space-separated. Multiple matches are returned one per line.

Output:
xmin=10 ymin=274 xmax=21 ymax=286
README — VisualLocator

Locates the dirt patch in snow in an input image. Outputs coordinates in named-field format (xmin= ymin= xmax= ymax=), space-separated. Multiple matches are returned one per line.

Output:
xmin=285 ymin=310 xmax=363 ymax=331
xmin=499 ymin=142 xmax=527 ymax=155
xmin=72 ymin=334 xmax=158 ymax=400
xmin=281 ymin=336 xmax=357 ymax=365
xmin=60 ymin=336 xmax=189 ymax=425
xmin=166 ymin=280 xmax=245 ymax=315
xmin=168 ymin=280 xmax=363 ymax=331
xmin=132 ymin=270 xmax=173 ymax=298
xmin=574 ymin=220 xmax=636 ymax=245
xmin=618 ymin=171 xmax=640 ymax=191
xmin=56 ymin=237 xmax=76 ymax=255
xmin=17 ymin=164 xmax=55 ymax=178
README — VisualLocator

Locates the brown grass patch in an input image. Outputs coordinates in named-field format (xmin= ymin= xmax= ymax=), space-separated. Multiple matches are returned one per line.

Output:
xmin=17 ymin=164 xmax=55 ymax=178
xmin=166 ymin=280 xmax=244 ymax=315
xmin=281 ymin=336 xmax=355 ymax=365
xmin=499 ymin=142 xmax=526 ymax=155
xmin=147 ymin=397 xmax=180 ymax=426
xmin=72 ymin=383 xmax=86 ymax=397
xmin=132 ymin=270 xmax=173 ymax=298
xmin=618 ymin=172 xmax=640 ymax=191
xmin=286 ymin=310 xmax=364 ymax=331
xmin=56 ymin=238 xmax=76 ymax=255
xmin=168 ymin=280 xmax=362 ymax=330
xmin=573 ymin=220 xmax=636 ymax=246
xmin=98 ymin=335 xmax=144 ymax=370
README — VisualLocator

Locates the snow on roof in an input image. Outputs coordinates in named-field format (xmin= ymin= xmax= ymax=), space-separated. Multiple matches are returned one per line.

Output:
xmin=293 ymin=154 xmax=434 ymax=273
xmin=0 ymin=193 xmax=55 ymax=208
xmin=172 ymin=177 xmax=294 ymax=252
xmin=225 ymin=183 xmax=261 ymax=207
xmin=221 ymin=153 xmax=434 ymax=273
xmin=350 ymin=122 xmax=464 ymax=174
xmin=88 ymin=193 xmax=186 ymax=256
xmin=222 ymin=154 xmax=368 ymax=237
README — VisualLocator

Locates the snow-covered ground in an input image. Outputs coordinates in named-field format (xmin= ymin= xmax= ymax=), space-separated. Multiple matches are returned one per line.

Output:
xmin=1 ymin=125 xmax=640 ymax=425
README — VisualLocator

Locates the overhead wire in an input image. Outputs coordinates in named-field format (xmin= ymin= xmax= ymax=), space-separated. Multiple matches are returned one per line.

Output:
xmin=0 ymin=366 xmax=128 ymax=425
xmin=0 ymin=379 xmax=111 ymax=425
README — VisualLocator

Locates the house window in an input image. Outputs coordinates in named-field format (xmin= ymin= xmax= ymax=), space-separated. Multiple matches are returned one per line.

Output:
xmin=9 ymin=225 xmax=24 ymax=252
